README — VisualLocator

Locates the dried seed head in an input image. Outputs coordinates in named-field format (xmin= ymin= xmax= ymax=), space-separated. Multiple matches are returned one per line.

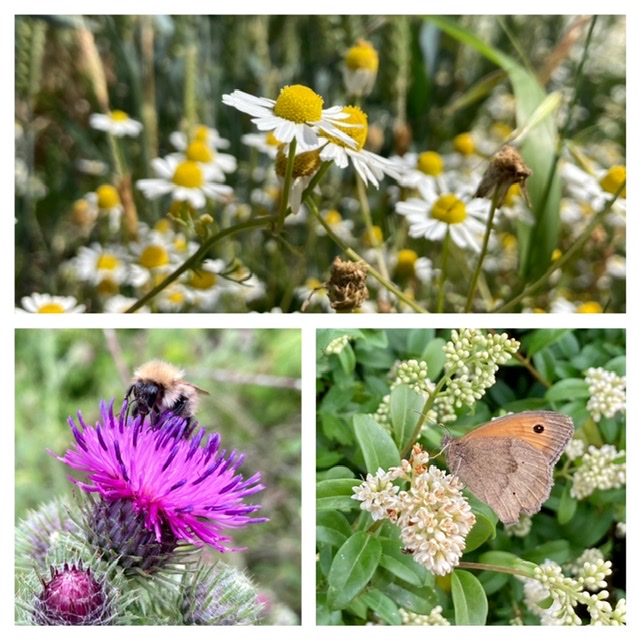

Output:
xmin=326 ymin=257 xmax=369 ymax=311
xmin=474 ymin=146 xmax=532 ymax=208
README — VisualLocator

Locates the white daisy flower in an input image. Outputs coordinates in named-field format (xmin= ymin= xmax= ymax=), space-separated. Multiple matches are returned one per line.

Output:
xmin=241 ymin=131 xmax=281 ymax=158
xmin=166 ymin=140 xmax=237 ymax=183
xmin=89 ymin=110 xmax=143 ymax=137
xmin=70 ymin=242 xmax=129 ymax=287
xmin=17 ymin=293 xmax=85 ymax=313
xmin=222 ymin=84 xmax=359 ymax=151
xmin=318 ymin=105 xmax=402 ymax=188
xmin=128 ymin=229 xmax=186 ymax=287
xmin=169 ymin=124 xmax=231 ymax=151
xmin=136 ymin=156 xmax=233 ymax=209
xmin=342 ymin=39 xmax=379 ymax=98
xmin=316 ymin=209 xmax=355 ymax=243
xmin=396 ymin=179 xmax=492 ymax=252
xmin=85 ymin=184 xmax=124 ymax=232
xmin=393 ymin=150 xmax=445 ymax=190
xmin=103 ymin=294 xmax=150 ymax=313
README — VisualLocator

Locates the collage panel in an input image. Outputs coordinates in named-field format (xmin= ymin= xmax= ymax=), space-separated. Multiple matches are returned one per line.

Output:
xmin=14 ymin=328 xmax=301 ymax=625
xmin=316 ymin=328 xmax=626 ymax=625
xmin=14 ymin=15 xmax=625 ymax=314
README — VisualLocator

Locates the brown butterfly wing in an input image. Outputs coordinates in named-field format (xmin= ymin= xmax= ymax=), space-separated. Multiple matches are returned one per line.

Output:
xmin=455 ymin=411 xmax=574 ymax=463
xmin=444 ymin=436 xmax=555 ymax=524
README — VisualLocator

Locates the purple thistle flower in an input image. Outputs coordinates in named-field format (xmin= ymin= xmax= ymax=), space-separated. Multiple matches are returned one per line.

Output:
xmin=51 ymin=399 xmax=267 ymax=553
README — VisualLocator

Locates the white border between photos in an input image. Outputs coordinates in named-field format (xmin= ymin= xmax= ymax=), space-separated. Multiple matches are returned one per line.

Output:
xmin=5 ymin=2 xmax=638 ymax=636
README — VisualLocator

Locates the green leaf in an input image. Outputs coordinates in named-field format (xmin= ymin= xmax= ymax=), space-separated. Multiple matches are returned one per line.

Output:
xmin=326 ymin=532 xmax=382 ymax=610
xmin=381 ymin=580 xmax=438 ymax=614
xmin=379 ymin=539 xmax=428 ymax=586
xmin=389 ymin=385 xmax=424 ymax=451
xmin=317 ymin=510 xmax=353 ymax=548
xmin=557 ymin=482 xmax=577 ymax=525
xmin=358 ymin=589 xmax=401 ymax=625
xmin=337 ymin=343 xmax=356 ymax=375
xmin=407 ymin=328 xmax=435 ymax=355
xmin=520 ymin=328 xmax=571 ymax=355
xmin=451 ymin=570 xmax=488 ymax=625
xmin=317 ymin=478 xmax=360 ymax=511
xmin=421 ymin=337 xmax=447 ymax=380
xmin=463 ymin=512 xmax=496 ymax=553
xmin=353 ymin=414 xmax=401 ymax=473
xmin=522 ymin=539 xmax=571 ymax=564
xmin=545 ymin=378 xmax=590 ymax=402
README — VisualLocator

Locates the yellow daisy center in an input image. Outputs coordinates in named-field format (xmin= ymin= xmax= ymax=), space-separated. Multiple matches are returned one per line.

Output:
xmin=395 ymin=249 xmax=418 ymax=279
xmin=186 ymin=140 xmax=214 ymax=163
xmin=431 ymin=194 xmax=467 ymax=224
xmin=96 ymin=278 xmax=119 ymax=295
xmin=193 ymin=125 xmax=209 ymax=142
xmin=344 ymin=39 xmax=379 ymax=72
xmin=599 ymin=166 xmax=626 ymax=198
xmin=273 ymin=84 xmax=324 ymax=123
xmin=325 ymin=105 xmax=368 ymax=150
xmin=417 ymin=151 xmax=443 ymax=176
xmin=324 ymin=210 xmax=343 ymax=225
xmin=577 ymin=301 xmax=603 ymax=313
xmin=167 ymin=289 xmax=186 ymax=305
xmin=37 ymin=303 xmax=65 ymax=313
xmin=266 ymin=131 xmax=281 ymax=146
xmin=172 ymin=161 xmax=204 ymax=188
xmin=190 ymin=270 xmax=217 ymax=289
xmin=110 ymin=110 xmax=129 ymax=122
xmin=552 ymin=248 xmax=562 ymax=261
xmin=363 ymin=225 xmax=383 ymax=248
xmin=154 ymin=219 xmax=173 ymax=234
xmin=96 ymin=185 xmax=121 ymax=209
xmin=453 ymin=132 xmax=475 ymax=156
xmin=96 ymin=253 xmax=120 ymax=271
xmin=140 ymin=245 xmax=169 ymax=269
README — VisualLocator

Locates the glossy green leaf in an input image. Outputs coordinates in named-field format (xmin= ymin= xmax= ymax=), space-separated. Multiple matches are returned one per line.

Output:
xmin=358 ymin=589 xmax=401 ymax=625
xmin=451 ymin=570 xmax=488 ymax=625
xmin=389 ymin=384 xmax=424 ymax=451
xmin=379 ymin=539 xmax=428 ymax=586
xmin=326 ymin=532 xmax=382 ymax=610
xmin=545 ymin=378 xmax=590 ymax=402
xmin=317 ymin=510 xmax=353 ymax=547
xmin=353 ymin=414 xmax=401 ymax=473
xmin=317 ymin=478 xmax=360 ymax=511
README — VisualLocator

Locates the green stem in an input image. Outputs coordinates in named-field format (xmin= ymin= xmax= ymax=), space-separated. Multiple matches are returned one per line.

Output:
xmin=457 ymin=561 xmax=534 ymax=579
xmin=436 ymin=229 xmax=451 ymax=313
xmin=401 ymin=373 xmax=453 ymax=459
xmin=355 ymin=173 xmax=391 ymax=291
xmin=125 ymin=216 xmax=277 ymax=313
xmin=276 ymin=138 xmax=297 ymax=233
xmin=493 ymin=180 xmax=625 ymax=312
xmin=307 ymin=199 xmax=428 ymax=313
xmin=465 ymin=192 xmax=499 ymax=312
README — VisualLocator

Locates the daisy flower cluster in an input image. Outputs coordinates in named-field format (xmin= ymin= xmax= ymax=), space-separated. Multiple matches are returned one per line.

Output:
xmin=352 ymin=444 xmax=476 ymax=576
xmin=521 ymin=558 xmax=625 ymax=625
xmin=15 ymin=16 xmax=625 ymax=313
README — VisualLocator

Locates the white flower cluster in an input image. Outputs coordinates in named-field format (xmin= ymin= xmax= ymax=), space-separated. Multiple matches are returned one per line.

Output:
xmin=570 ymin=444 xmax=626 ymax=500
xmin=504 ymin=514 xmax=532 ymax=538
xmin=522 ymin=559 xmax=625 ymax=625
xmin=564 ymin=437 xmax=586 ymax=461
xmin=399 ymin=605 xmax=450 ymax=626
xmin=324 ymin=334 xmax=352 ymax=355
xmin=437 ymin=330 xmax=520 ymax=420
xmin=585 ymin=367 xmax=626 ymax=422
xmin=373 ymin=360 xmax=437 ymax=427
xmin=352 ymin=445 xmax=476 ymax=576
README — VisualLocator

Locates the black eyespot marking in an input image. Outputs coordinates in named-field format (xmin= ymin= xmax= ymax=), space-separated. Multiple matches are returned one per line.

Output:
xmin=533 ymin=423 xmax=545 ymax=433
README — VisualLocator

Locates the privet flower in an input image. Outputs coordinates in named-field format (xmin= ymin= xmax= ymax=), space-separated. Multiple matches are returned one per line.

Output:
xmin=570 ymin=443 xmax=626 ymax=500
xmin=399 ymin=605 xmax=450 ymax=626
xmin=436 ymin=329 xmax=520 ymax=421
xmin=352 ymin=445 xmax=476 ymax=575
xmin=51 ymin=400 xmax=266 ymax=571
xmin=585 ymin=367 xmax=626 ymax=422
xmin=521 ymin=559 xmax=625 ymax=625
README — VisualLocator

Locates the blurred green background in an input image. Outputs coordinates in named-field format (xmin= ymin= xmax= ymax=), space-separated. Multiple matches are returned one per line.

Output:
xmin=15 ymin=327 xmax=302 ymax=622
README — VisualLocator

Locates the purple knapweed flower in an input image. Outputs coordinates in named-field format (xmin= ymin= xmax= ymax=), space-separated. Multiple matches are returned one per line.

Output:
xmin=51 ymin=399 xmax=267 ymax=553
